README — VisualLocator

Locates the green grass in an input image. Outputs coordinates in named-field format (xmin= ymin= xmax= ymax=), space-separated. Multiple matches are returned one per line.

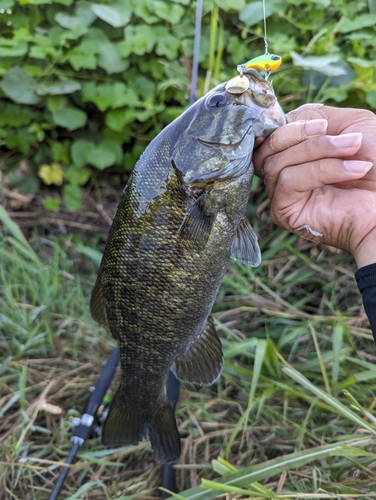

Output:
xmin=1 ymin=201 xmax=376 ymax=499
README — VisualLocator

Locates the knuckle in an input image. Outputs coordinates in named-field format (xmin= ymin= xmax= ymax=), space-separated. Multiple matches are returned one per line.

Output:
xmin=275 ymin=167 xmax=292 ymax=193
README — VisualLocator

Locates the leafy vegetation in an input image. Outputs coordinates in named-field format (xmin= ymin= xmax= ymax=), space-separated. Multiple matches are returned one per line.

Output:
xmin=1 ymin=0 xmax=376 ymax=210
xmin=2 ymin=0 xmax=376 ymax=498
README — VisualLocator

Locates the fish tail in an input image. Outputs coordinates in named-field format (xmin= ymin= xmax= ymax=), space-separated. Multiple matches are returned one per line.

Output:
xmin=102 ymin=388 xmax=181 ymax=464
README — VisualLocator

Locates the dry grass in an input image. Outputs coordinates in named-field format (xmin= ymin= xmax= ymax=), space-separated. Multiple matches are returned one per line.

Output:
xmin=1 ymin=186 xmax=376 ymax=499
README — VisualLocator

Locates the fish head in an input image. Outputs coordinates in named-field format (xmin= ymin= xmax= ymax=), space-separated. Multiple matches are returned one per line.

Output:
xmin=171 ymin=69 xmax=286 ymax=185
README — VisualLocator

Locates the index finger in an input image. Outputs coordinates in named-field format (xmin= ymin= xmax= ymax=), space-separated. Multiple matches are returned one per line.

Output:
xmin=253 ymin=118 xmax=328 ymax=177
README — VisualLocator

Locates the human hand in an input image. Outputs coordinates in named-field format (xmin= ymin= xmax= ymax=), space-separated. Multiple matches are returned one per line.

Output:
xmin=253 ymin=104 xmax=376 ymax=268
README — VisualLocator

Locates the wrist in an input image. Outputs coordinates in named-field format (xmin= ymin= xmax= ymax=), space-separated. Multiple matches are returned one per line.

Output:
xmin=354 ymin=227 xmax=376 ymax=268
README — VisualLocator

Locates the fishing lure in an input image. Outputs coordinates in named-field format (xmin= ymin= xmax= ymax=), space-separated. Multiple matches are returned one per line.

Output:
xmin=245 ymin=53 xmax=282 ymax=72
xmin=237 ymin=53 xmax=282 ymax=77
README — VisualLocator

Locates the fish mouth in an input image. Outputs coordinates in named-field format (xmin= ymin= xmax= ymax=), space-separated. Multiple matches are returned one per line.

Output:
xmin=234 ymin=70 xmax=286 ymax=128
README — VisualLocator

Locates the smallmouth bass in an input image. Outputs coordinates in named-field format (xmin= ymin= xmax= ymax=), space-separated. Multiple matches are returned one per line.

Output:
xmin=90 ymin=70 xmax=285 ymax=464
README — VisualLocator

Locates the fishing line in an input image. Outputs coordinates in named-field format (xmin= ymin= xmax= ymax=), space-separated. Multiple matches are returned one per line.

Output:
xmin=262 ymin=0 xmax=268 ymax=55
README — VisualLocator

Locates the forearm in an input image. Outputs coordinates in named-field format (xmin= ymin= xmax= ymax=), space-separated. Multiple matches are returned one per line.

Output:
xmin=355 ymin=263 xmax=376 ymax=342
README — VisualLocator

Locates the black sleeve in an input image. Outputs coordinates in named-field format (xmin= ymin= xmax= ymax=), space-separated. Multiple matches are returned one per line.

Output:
xmin=355 ymin=263 xmax=376 ymax=342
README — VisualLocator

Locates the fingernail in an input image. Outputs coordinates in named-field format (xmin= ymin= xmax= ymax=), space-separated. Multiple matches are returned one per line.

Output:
xmin=330 ymin=133 xmax=362 ymax=148
xmin=304 ymin=119 xmax=328 ymax=137
xmin=343 ymin=160 xmax=373 ymax=173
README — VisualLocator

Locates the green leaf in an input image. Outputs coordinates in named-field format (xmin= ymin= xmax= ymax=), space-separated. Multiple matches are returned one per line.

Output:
xmin=130 ymin=0 xmax=158 ymax=23
xmin=68 ymin=42 xmax=97 ymax=71
xmin=339 ymin=14 xmax=376 ymax=33
xmin=91 ymin=2 xmax=131 ymax=27
xmin=55 ymin=0 xmax=96 ymax=28
xmin=1 ymin=67 xmax=40 ymax=105
xmin=63 ymin=184 xmax=83 ymax=211
xmin=64 ymin=165 xmax=91 ymax=185
xmin=52 ymin=108 xmax=87 ymax=131
xmin=118 ymin=25 xmax=156 ymax=57
xmin=147 ymin=0 xmax=185 ymax=23
xmin=239 ymin=0 xmax=286 ymax=26
xmin=46 ymin=95 xmax=68 ymax=113
xmin=51 ymin=140 xmax=70 ymax=163
xmin=0 ymin=103 xmax=35 ymax=127
xmin=71 ymin=139 xmax=94 ymax=168
xmin=36 ymin=78 xmax=81 ymax=96
xmin=153 ymin=25 xmax=181 ymax=60
xmin=81 ymin=82 xmax=138 ymax=111
xmin=101 ymin=138 xmax=123 ymax=164
xmin=0 ymin=0 xmax=14 ymax=8
xmin=366 ymin=89 xmax=376 ymax=108
xmin=43 ymin=198 xmax=61 ymax=212
xmin=215 ymin=0 xmax=245 ymax=11
xmin=105 ymin=108 xmax=138 ymax=132
xmin=85 ymin=28 xmax=127 ymax=74
xmin=0 ymin=39 xmax=28 ymax=57
xmin=291 ymin=51 xmax=347 ymax=76
xmin=370 ymin=0 xmax=376 ymax=15
xmin=86 ymin=144 xmax=117 ymax=170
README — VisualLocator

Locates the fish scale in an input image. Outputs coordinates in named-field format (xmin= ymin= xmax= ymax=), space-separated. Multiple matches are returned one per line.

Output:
xmin=90 ymin=70 xmax=286 ymax=464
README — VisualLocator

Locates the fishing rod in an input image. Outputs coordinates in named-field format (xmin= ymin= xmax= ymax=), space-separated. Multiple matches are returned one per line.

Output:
xmin=49 ymin=348 xmax=119 ymax=500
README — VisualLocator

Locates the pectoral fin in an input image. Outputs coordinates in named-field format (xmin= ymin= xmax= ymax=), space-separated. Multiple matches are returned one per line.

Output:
xmin=173 ymin=315 xmax=223 ymax=386
xmin=178 ymin=193 xmax=217 ymax=248
xmin=231 ymin=217 xmax=261 ymax=267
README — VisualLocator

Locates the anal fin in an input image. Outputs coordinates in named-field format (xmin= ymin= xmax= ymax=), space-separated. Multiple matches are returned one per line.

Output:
xmin=173 ymin=315 xmax=223 ymax=386
xmin=231 ymin=217 xmax=261 ymax=267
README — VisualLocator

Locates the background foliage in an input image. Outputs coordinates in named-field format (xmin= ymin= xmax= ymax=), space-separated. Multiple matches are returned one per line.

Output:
xmin=1 ymin=0 xmax=376 ymax=210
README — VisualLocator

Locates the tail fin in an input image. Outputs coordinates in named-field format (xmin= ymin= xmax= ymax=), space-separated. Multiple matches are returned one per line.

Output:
xmin=102 ymin=388 xmax=181 ymax=464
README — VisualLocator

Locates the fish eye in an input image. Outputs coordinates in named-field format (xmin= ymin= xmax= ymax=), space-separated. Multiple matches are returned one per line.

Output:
xmin=271 ymin=55 xmax=280 ymax=61
xmin=207 ymin=93 xmax=227 ymax=108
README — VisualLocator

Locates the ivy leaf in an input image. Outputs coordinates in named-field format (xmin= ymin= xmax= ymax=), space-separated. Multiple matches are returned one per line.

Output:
xmin=339 ymin=14 xmax=376 ymax=33
xmin=0 ymin=39 xmax=28 ymax=57
xmin=1 ymin=67 xmax=41 ymax=104
xmin=291 ymin=51 xmax=347 ymax=76
xmin=38 ymin=163 xmax=64 ymax=186
xmin=55 ymin=0 xmax=96 ymax=28
xmin=86 ymin=144 xmax=117 ymax=170
xmin=85 ymin=28 xmax=127 ymax=74
xmin=63 ymin=184 xmax=83 ymax=211
xmin=215 ymin=0 xmax=245 ymax=11
xmin=81 ymin=81 xmax=139 ymax=111
xmin=118 ymin=25 xmax=156 ymax=57
xmin=147 ymin=0 xmax=185 ymax=23
xmin=105 ymin=108 xmax=138 ymax=132
xmin=71 ymin=139 xmax=94 ymax=168
xmin=239 ymin=0 xmax=286 ymax=26
xmin=91 ymin=2 xmax=132 ymax=27
xmin=68 ymin=41 xmax=97 ymax=71
xmin=0 ymin=103 xmax=35 ymax=127
xmin=0 ymin=0 xmax=14 ymax=8
xmin=64 ymin=165 xmax=91 ymax=185
xmin=153 ymin=25 xmax=181 ymax=60
xmin=130 ymin=0 xmax=158 ymax=23
xmin=101 ymin=138 xmax=123 ymax=164
xmin=52 ymin=108 xmax=87 ymax=131
xmin=43 ymin=198 xmax=61 ymax=211
xmin=36 ymin=78 xmax=81 ymax=96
